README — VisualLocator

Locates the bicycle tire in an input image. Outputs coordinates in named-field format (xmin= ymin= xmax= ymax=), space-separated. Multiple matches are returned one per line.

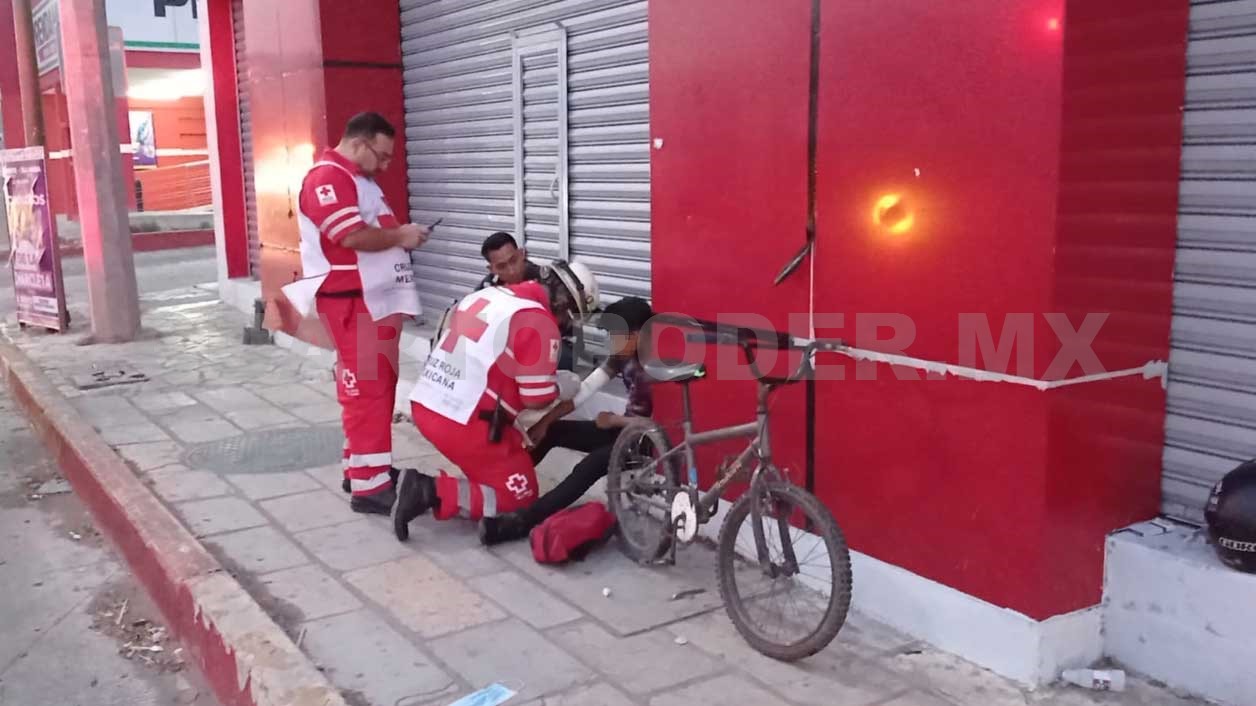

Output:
xmin=716 ymin=481 xmax=851 ymax=661
xmin=606 ymin=424 xmax=682 ymax=563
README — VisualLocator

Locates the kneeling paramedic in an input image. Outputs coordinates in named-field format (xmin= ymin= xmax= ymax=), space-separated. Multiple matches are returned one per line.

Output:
xmin=478 ymin=297 xmax=655 ymax=545
xmin=393 ymin=263 xmax=599 ymax=540
xmin=281 ymin=112 xmax=428 ymax=516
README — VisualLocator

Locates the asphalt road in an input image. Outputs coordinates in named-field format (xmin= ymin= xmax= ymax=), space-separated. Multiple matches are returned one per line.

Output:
xmin=0 ymin=386 xmax=218 ymax=706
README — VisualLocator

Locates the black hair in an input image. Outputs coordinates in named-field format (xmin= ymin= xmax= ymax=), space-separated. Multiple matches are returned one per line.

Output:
xmin=599 ymin=297 xmax=654 ymax=333
xmin=481 ymin=231 xmax=519 ymax=259
xmin=342 ymin=112 xmax=396 ymax=141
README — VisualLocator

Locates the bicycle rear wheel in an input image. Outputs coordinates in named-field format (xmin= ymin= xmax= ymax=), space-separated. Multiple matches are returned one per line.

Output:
xmin=606 ymin=424 xmax=682 ymax=563
xmin=716 ymin=480 xmax=851 ymax=661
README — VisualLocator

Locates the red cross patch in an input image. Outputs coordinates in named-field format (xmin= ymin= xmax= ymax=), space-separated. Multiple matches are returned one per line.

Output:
xmin=315 ymin=184 xmax=338 ymax=206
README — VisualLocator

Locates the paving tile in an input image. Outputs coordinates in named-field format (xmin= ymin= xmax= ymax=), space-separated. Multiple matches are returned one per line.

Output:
xmin=289 ymin=403 xmax=343 ymax=424
xmin=392 ymin=432 xmax=442 ymax=460
xmin=146 ymin=465 xmax=231 ymax=503
xmin=469 ymin=571 xmax=582 ymax=630
xmin=165 ymin=410 xmax=241 ymax=443
xmin=100 ymin=422 xmax=172 ymax=445
xmin=495 ymin=536 xmax=747 ymax=636
xmin=224 ymin=407 xmax=303 ymax=430
xmin=519 ymin=683 xmax=640 ymax=706
xmin=257 ymin=564 xmax=362 ymax=621
xmin=261 ymin=489 xmax=353 ymax=533
xmin=131 ymin=391 xmax=200 ymax=414
xmin=256 ymin=385 xmax=327 ymax=407
xmin=175 ymin=497 xmax=268 ymax=537
xmin=293 ymin=518 xmax=412 ymax=571
xmin=876 ymin=691 xmax=957 ymax=706
xmin=425 ymin=545 xmax=509 ymax=580
xmin=206 ymin=525 xmax=308 ymax=575
xmin=116 ymin=441 xmax=185 ymax=471
xmin=302 ymin=610 xmax=455 ymax=706
xmin=346 ymin=556 xmax=506 ymax=638
xmin=648 ymin=675 xmax=788 ymax=706
xmin=71 ymin=396 xmax=147 ymax=428
xmin=552 ymin=621 xmax=723 ymax=695
xmin=665 ymin=612 xmax=907 ymax=706
xmin=306 ymin=464 xmax=349 ymax=494
xmin=429 ymin=618 xmax=593 ymax=703
xmin=226 ymin=471 xmax=322 ymax=501
xmin=883 ymin=649 xmax=1028 ymax=706
xmin=195 ymin=387 xmax=272 ymax=413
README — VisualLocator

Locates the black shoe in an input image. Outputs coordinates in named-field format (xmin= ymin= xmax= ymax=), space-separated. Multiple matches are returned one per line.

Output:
xmin=393 ymin=469 xmax=436 ymax=542
xmin=478 ymin=511 xmax=533 ymax=547
xmin=342 ymin=466 xmax=401 ymax=494
xmin=350 ymin=486 xmax=396 ymax=516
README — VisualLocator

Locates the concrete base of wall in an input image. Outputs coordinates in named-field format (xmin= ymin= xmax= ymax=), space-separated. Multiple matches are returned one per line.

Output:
xmin=1104 ymin=520 xmax=1254 ymax=706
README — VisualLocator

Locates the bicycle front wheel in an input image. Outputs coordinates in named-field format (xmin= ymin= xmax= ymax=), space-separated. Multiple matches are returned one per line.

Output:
xmin=606 ymin=424 xmax=682 ymax=563
xmin=716 ymin=481 xmax=851 ymax=661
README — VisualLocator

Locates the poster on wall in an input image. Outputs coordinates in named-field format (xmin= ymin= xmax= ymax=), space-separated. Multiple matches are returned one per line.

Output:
xmin=2 ymin=147 xmax=68 ymax=332
xmin=32 ymin=0 xmax=61 ymax=75
xmin=130 ymin=111 xmax=157 ymax=167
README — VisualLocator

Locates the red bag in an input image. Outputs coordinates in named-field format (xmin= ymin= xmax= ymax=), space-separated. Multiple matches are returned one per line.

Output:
xmin=530 ymin=502 xmax=617 ymax=564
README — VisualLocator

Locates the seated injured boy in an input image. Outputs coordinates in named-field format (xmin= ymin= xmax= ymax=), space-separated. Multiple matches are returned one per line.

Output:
xmin=477 ymin=296 xmax=655 ymax=546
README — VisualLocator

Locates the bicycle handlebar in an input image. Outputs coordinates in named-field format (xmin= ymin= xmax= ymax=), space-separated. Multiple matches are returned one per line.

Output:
xmin=646 ymin=314 xmax=845 ymax=383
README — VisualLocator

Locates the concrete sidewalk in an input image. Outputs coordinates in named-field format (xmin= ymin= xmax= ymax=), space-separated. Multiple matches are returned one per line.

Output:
xmin=1 ymin=286 xmax=1208 ymax=706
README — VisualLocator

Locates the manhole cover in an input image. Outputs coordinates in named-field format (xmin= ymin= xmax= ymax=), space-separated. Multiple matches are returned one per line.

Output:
xmin=181 ymin=426 xmax=344 ymax=474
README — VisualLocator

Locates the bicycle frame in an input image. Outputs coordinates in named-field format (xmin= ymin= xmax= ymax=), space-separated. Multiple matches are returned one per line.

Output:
xmin=625 ymin=375 xmax=781 ymax=523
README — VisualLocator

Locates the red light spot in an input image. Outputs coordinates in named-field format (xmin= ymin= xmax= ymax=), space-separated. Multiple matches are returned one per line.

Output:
xmin=1046 ymin=17 xmax=1061 ymax=32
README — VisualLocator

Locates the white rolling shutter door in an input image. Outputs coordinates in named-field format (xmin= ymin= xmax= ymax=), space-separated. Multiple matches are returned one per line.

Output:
xmin=1162 ymin=0 xmax=1256 ymax=523
xmin=399 ymin=0 xmax=651 ymax=319
xmin=232 ymin=0 xmax=260 ymax=278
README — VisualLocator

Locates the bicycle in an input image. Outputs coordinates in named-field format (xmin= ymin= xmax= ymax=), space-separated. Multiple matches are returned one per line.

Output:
xmin=606 ymin=317 xmax=851 ymax=662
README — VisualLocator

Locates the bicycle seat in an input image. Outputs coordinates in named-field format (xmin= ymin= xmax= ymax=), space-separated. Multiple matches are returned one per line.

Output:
xmin=646 ymin=361 xmax=707 ymax=384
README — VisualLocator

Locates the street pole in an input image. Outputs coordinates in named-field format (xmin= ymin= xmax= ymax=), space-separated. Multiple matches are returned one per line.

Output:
xmin=59 ymin=0 xmax=140 ymax=342
xmin=11 ymin=0 xmax=46 ymax=147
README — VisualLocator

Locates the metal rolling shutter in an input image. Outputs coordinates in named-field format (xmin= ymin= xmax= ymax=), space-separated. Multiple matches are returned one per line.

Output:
xmin=1162 ymin=0 xmax=1256 ymax=523
xmin=233 ymin=0 xmax=260 ymax=278
xmin=399 ymin=0 xmax=651 ymax=320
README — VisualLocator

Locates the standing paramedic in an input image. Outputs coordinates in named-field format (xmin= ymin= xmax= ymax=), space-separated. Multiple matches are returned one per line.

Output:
xmin=393 ymin=263 xmax=599 ymax=540
xmin=282 ymin=112 xmax=429 ymax=516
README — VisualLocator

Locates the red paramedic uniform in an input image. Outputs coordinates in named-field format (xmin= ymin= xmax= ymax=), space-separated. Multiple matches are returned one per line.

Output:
xmin=292 ymin=148 xmax=419 ymax=498
xmin=410 ymin=282 xmax=562 ymax=520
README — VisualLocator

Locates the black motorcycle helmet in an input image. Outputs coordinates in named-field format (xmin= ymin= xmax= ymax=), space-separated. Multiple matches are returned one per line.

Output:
xmin=1204 ymin=460 xmax=1256 ymax=573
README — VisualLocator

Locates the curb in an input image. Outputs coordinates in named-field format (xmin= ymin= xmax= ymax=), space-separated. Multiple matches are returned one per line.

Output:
xmin=0 ymin=339 xmax=349 ymax=706
xmin=0 ymin=229 xmax=215 ymax=261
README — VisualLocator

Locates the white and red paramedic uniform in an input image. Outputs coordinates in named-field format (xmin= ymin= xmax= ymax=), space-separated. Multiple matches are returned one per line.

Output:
xmin=283 ymin=148 xmax=419 ymax=498
xmin=410 ymin=282 xmax=562 ymax=520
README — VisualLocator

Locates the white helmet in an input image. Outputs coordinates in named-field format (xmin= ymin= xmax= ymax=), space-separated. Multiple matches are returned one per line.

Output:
xmin=548 ymin=260 xmax=600 ymax=319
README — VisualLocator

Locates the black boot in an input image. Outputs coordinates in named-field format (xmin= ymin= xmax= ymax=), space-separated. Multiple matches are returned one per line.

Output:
xmin=393 ymin=469 xmax=437 ymax=542
xmin=343 ymin=466 xmax=401 ymax=494
xmin=478 ymin=511 xmax=534 ymax=547
xmin=350 ymin=486 xmax=396 ymax=516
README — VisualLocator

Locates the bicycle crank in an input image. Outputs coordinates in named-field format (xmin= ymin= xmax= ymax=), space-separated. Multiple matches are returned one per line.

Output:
xmin=671 ymin=492 xmax=699 ymax=543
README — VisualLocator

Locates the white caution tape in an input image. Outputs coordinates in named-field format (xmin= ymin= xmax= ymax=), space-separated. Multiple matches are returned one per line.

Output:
xmin=804 ymin=343 xmax=1168 ymax=391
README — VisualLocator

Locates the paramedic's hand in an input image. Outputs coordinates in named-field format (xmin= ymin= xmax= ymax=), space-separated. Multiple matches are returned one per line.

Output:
xmin=595 ymin=412 xmax=624 ymax=430
xmin=396 ymin=224 xmax=430 ymax=250
xmin=527 ymin=418 xmax=552 ymax=446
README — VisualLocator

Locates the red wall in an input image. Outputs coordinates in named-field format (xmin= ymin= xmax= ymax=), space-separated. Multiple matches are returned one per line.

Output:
xmin=649 ymin=0 xmax=813 ymax=487
xmin=0 ymin=0 xmax=23 ymax=147
xmin=651 ymin=0 xmax=1188 ymax=620
xmin=228 ymin=0 xmax=407 ymax=343
xmin=319 ymin=0 xmax=409 ymax=225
